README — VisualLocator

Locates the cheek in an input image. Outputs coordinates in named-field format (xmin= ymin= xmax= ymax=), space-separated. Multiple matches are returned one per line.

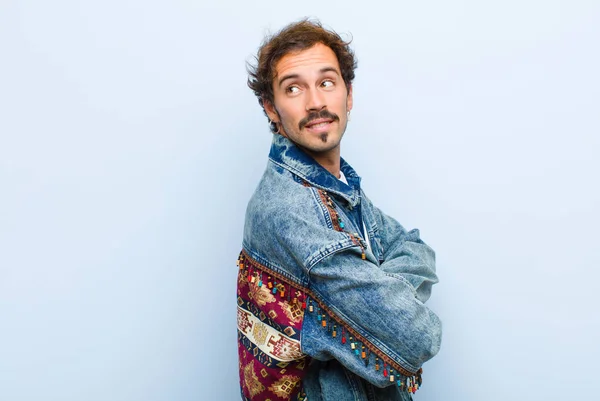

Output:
xmin=326 ymin=92 xmax=347 ymax=112
xmin=337 ymin=93 xmax=350 ymax=109
xmin=277 ymin=103 xmax=303 ymax=124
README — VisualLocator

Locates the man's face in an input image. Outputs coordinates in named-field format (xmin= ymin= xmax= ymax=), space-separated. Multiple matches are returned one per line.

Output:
xmin=264 ymin=43 xmax=353 ymax=161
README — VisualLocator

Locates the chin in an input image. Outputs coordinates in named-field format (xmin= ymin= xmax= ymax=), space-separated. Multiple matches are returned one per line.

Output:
xmin=311 ymin=141 xmax=341 ymax=153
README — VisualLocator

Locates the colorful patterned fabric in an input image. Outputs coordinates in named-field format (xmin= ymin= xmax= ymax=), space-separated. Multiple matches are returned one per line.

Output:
xmin=237 ymin=253 xmax=309 ymax=401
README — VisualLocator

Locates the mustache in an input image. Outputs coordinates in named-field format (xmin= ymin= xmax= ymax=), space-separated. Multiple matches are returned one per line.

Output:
xmin=299 ymin=110 xmax=340 ymax=130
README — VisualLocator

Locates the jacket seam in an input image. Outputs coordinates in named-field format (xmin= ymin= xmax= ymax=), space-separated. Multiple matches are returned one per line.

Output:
xmin=307 ymin=186 xmax=335 ymax=230
xmin=241 ymin=243 xmax=309 ymax=288
xmin=383 ymin=272 xmax=418 ymax=297
xmin=305 ymin=239 xmax=357 ymax=270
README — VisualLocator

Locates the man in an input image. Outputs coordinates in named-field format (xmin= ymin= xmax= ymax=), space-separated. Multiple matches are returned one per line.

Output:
xmin=237 ymin=19 xmax=441 ymax=401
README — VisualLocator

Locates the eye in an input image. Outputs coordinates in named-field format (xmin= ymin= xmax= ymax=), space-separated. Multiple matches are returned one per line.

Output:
xmin=321 ymin=79 xmax=335 ymax=88
xmin=286 ymin=85 xmax=301 ymax=94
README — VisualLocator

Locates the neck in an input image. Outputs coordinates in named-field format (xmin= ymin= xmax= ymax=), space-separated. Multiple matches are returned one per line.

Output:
xmin=302 ymin=146 xmax=341 ymax=178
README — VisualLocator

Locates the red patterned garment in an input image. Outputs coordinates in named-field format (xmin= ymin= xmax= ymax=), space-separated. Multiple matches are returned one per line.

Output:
xmin=237 ymin=252 xmax=309 ymax=401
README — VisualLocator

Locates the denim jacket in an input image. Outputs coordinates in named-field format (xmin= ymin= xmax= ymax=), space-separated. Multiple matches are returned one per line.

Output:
xmin=237 ymin=135 xmax=442 ymax=401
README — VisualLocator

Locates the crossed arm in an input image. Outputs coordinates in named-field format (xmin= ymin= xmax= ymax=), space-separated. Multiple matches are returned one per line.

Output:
xmin=297 ymin=206 xmax=442 ymax=387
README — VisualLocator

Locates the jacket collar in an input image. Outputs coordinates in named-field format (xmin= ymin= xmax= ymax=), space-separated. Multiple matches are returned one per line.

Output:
xmin=268 ymin=134 xmax=362 ymax=207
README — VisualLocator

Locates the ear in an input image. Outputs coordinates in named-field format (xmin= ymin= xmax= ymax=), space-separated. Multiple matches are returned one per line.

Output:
xmin=263 ymin=99 xmax=279 ymax=123
xmin=346 ymin=85 xmax=353 ymax=112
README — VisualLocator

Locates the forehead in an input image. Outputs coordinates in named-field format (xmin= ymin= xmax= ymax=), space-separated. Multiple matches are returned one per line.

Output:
xmin=274 ymin=43 xmax=341 ymax=79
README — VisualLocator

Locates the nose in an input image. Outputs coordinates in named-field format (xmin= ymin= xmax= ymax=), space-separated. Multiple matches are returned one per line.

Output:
xmin=305 ymin=88 xmax=326 ymax=112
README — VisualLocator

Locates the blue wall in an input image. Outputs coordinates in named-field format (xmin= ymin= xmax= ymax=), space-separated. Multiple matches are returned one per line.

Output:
xmin=1 ymin=1 xmax=598 ymax=400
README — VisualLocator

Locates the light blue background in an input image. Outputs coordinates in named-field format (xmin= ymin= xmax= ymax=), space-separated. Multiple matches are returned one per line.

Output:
xmin=1 ymin=1 xmax=598 ymax=400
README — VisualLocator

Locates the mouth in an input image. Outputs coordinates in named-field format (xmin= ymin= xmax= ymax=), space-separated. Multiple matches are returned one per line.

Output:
xmin=304 ymin=119 xmax=334 ymax=132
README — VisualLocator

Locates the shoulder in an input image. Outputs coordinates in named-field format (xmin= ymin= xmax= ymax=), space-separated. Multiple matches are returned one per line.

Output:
xmin=242 ymin=163 xmax=348 ymax=273
xmin=246 ymin=163 xmax=323 ymax=225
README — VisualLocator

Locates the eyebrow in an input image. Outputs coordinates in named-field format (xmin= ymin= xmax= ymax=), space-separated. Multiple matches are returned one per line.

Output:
xmin=277 ymin=67 xmax=341 ymax=88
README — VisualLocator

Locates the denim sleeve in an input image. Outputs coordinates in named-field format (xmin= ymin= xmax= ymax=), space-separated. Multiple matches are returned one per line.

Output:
xmin=300 ymin=225 xmax=442 ymax=388
xmin=372 ymin=207 xmax=439 ymax=304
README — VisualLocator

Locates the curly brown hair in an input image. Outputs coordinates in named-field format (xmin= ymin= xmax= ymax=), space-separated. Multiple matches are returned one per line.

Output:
xmin=247 ymin=19 xmax=357 ymax=133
